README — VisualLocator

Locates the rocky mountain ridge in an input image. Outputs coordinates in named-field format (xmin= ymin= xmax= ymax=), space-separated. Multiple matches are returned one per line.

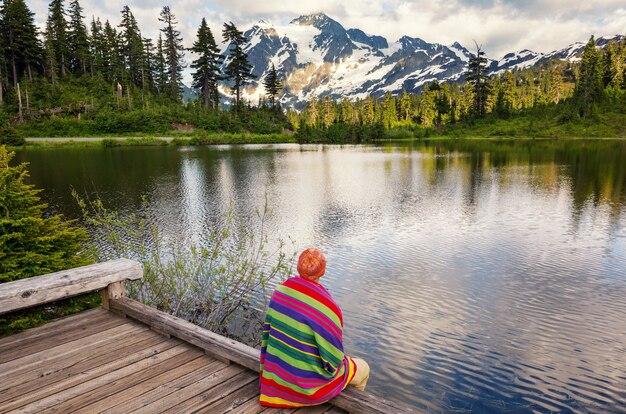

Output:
xmin=218 ymin=13 xmax=622 ymax=108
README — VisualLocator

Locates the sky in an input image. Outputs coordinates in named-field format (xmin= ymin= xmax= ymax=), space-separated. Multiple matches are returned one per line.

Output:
xmin=28 ymin=0 xmax=626 ymax=83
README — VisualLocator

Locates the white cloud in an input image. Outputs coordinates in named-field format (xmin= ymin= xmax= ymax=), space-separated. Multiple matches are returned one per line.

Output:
xmin=27 ymin=0 xmax=626 ymax=83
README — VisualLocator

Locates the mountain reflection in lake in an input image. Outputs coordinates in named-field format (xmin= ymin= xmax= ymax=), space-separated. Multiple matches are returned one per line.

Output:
xmin=16 ymin=140 xmax=626 ymax=413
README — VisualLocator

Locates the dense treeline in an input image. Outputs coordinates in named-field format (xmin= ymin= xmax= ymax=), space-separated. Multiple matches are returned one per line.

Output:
xmin=0 ymin=0 xmax=287 ymax=141
xmin=0 ymin=0 xmax=624 ymax=142
xmin=289 ymin=36 xmax=626 ymax=143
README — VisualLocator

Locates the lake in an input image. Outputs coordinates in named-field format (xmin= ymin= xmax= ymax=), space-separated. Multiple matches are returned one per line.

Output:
xmin=15 ymin=139 xmax=626 ymax=413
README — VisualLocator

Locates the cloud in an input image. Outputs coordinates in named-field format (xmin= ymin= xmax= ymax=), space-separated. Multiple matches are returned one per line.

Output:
xmin=27 ymin=0 xmax=626 ymax=83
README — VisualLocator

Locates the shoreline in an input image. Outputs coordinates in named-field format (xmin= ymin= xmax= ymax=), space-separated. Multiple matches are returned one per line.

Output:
xmin=14 ymin=134 xmax=626 ymax=149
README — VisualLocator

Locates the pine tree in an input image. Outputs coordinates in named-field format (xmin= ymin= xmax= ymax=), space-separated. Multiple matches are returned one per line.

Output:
xmin=419 ymin=85 xmax=437 ymax=128
xmin=102 ymin=20 xmax=121 ymax=83
xmin=154 ymin=34 xmax=168 ymax=94
xmin=89 ymin=17 xmax=104 ymax=77
xmin=43 ymin=19 xmax=58 ymax=84
xmin=547 ymin=65 xmax=563 ymax=103
xmin=222 ymin=21 xmax=254 ymax=109
xmin=142 ymin=37 xmax=155 ymax=91
xmin=465 ymin=43 xmax=490 ymax=117
xmin=118 ymin=6 xmax=145 ymax=87
xmin=321 ymin=96 xmax=335 ymax=127
xmin=361 ymin=96 xmax=375 ymax=125
xmin=381 ymin=92 xmax=397 ymax=128
xmin=436 ymin=82 xmax=452 ymax=124
xmin=190 ymin=18 xmax=223 ymax=109
xmin=494 ymin=70 xmax=515 ymax=117
xmin=306 ymin=97 xmax=318 ymax=126
xmin=159 ymin=6 xmax=185 ymax=101
xmin=47 ymin=0 xmax=69 ymax=77
xmin=67 ymin=0 xmax=89 ymax=75
xmin=339 ymin=98 xmax=355 ymax=125
xmin=263 ymin=63 xmax=281 ymax=109
xmin=574 ymin=36 xmax=603 ymax=117
xmin=399 ymin=89 xmax=412 ymax=121
xmin=0 ymin=0 xmax=42 ymax=86
xmin=0 ymin=146 xmax=91 ymax=283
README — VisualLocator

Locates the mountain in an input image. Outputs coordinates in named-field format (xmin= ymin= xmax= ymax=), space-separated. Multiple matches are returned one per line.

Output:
xmin=218 ymin=13 xmax=622 ymax=108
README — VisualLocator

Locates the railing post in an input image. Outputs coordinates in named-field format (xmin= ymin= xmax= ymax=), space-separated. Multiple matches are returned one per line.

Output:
xmin=101 ymin=281 xmax=125 ymax=311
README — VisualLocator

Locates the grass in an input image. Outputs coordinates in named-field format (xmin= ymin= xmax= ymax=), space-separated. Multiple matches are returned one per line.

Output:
xmin=14 ymin=132 xmax=297 ymax=149
xmin=12 ymin=104 xmax=626 ymax=149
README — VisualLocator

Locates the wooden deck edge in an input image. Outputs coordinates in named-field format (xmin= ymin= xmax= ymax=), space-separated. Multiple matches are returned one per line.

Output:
xmin=0 ymin=259 xmax=143 ymax=315
xmin=110 ymin=297 xmax=417 ymax=414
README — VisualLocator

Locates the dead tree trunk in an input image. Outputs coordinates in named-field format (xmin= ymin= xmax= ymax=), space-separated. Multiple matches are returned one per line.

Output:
xmin=16 ymin=83 xmax=23 ymax=123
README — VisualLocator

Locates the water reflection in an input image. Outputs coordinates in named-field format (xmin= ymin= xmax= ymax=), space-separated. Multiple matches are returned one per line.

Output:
xmin=14 ymin=139 xmax=626 ymax=413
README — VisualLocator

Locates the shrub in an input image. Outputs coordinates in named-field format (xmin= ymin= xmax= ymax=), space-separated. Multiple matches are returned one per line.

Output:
xmin=74 ymin=192 xmax=296 ymax=344
xmin=0 ymin=125 xmax=25 ymax=146
xmin=0 ymin=146 xmax=96 ymax=335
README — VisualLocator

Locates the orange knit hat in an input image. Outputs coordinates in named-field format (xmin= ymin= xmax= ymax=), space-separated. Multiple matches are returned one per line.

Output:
xmin=297 ymin=248 xmax=326 ymax=280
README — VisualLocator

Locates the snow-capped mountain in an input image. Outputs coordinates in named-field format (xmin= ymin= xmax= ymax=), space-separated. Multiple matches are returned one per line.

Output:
xmin=219 ymin=13 xmax=622 ymax=108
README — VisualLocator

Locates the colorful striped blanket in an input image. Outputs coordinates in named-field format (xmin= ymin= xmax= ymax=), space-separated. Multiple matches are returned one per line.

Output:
xmin=259 ymin=276 xmax=356 ymax=407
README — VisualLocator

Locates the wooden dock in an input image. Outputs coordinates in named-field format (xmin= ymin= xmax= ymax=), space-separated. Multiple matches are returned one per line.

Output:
xmin=0 ymin=259 xmax=415 ymax=414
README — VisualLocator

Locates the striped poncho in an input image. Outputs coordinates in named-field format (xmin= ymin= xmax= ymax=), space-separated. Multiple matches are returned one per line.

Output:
xmin=259 ymin=276 xmax=356 ymax=407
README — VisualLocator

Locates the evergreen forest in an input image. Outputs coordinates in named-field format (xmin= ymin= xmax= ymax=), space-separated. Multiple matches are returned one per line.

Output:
xmin=0 ymin=0 xmax=625 ymax=143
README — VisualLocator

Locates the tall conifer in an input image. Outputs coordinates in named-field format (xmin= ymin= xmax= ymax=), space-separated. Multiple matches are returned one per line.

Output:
xmin=67 ymin=0 xmax=89 ymax=75
xmin=119 ymin=6 xmax=144 ymax=87
xmin=465 ymin=43 xmax=490 ymax=117
xmin=190 ymin=18 xmax=223 ymax=109
xmin=47 ymin=0 xmax=69 ymax=77
xmin=0 ymin=0 xmax=41 ymax=86
xmin=159 ymin=6 xmax=185 ymax=101
xmin=263 ymin=63 xmax=281 ymax=109
xmin=154 ymin=34 xmax=168 ymax=94
xmin=574 ymin=36 xmax=603 ymax=117
xmin=89 ymin=17 xmax=104 ymax=76
xmin=222 ymin=22 xmax=254 ymax=109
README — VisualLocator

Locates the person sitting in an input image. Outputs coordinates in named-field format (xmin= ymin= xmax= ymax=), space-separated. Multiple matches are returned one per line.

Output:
xmin=259 ymin=248 xmax=369 ymax=408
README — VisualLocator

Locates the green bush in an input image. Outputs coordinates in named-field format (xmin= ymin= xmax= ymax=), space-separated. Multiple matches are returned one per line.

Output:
xmin=0 ymin=125 xmax=25 ymax=146
xmin=94 ymin=109 xmax=170 ymax=134
xmin=0 ymin=146 xmax=96 ymax=335
xmin=18 ymin=117 xmax=96 ymax=137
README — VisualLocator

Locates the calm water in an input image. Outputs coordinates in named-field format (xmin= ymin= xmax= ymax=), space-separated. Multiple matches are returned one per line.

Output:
xmin=15 ymin=140 xmax=626 ymax=413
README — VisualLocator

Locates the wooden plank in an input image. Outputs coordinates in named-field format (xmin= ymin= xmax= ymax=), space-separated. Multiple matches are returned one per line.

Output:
xmin=160 ymin=369 xmax=258 ymax=414
xmin=223 ymin=400 xmax=344 ymax=414
xmin=8 ymin=343 xmax=191 ymax=414
xmin=0 ymin=337 xmax=183 ymax=413
xmin=75 ymin=356 xmax=220 ymax=414
xmin=112 ymin=297 xmax=416 ymax=413
xmin=194 ymin=380 xmax=260 ymax=413
xmin=0 ymin=317 xmax=137 ymax=376
xmin=0 ymin=312 xmax=129 ymax=365
xmin=111 ymin=297 xmax=261 ymax=372
xmin=292 ymin=404 xmax=336 ymax=414
xmin=45 ymin=348 xmax=204 ymax=413
xmin=128 ymin=364 xmax=245 ymax=414
xmin=98 ymin=359 xmax=229 ymax=414
xmin=0 ymin=318 xmax=150 ymax=389
xmin=224 ymin=396 xmax=266 ymax=414
xmin=0 ymin=307 xmax=106 ymax=350
xmin=0 ymin=259 xmax=142 ymax=315
xmin=0 ymin=329 xmax=162 ymax=401
xmin=322 ymin=407 xmax=348 ymax=414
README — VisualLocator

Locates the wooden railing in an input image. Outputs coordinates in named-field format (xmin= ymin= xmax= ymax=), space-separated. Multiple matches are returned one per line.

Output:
xmin=0 ymin=259 xmax=416 ymax=413
xmin=0 ymin=259 xmax=142 ymax=315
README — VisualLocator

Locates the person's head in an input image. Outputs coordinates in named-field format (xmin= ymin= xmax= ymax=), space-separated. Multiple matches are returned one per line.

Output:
xmin=297 ymin=248 xmax=326 ymax=283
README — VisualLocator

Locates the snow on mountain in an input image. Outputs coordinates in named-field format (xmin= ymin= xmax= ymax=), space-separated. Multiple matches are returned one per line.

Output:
xmin=218 ymin=14 xmax=623 ymax=108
